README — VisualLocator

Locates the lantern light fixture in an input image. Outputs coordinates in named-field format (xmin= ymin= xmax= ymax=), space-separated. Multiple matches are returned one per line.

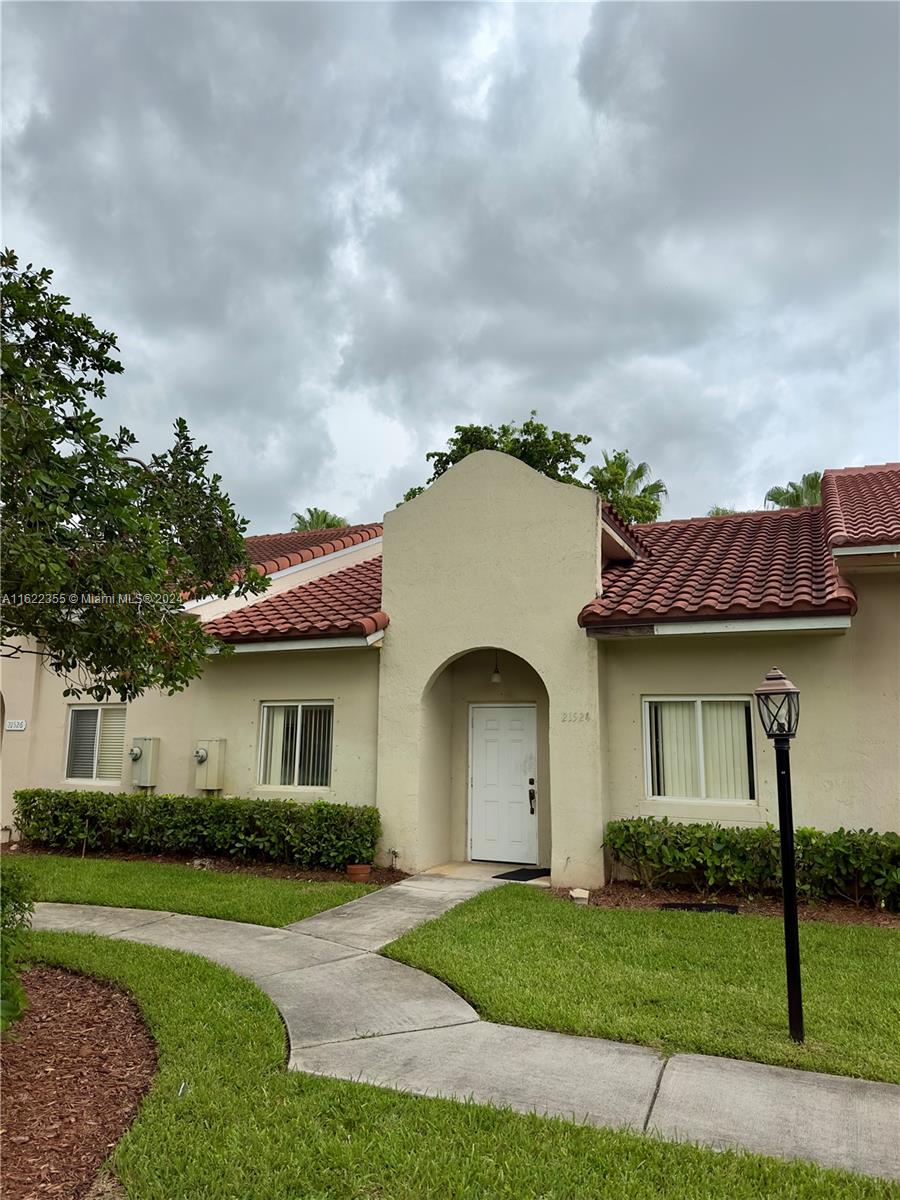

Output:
xmin=754 ymin=667 xmax=800 ymax=740
xmin=490 ymin=651 xmax=502 ymax=685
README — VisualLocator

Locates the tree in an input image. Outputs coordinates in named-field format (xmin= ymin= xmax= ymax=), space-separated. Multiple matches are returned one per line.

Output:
xmin=1 ymin=249 xmax=268 ymax=701
xmin=585 ymin=450 xmax=667 ymax=524
xmin=400 ymin=411 xmax=591 ymax=503
xmin=764 ymin=471 xmax=822 ymax=509
xmin=707 ymin=505 xmax=737 ymax=516
xmin=291 ymin=507 xmax=347 ymax=531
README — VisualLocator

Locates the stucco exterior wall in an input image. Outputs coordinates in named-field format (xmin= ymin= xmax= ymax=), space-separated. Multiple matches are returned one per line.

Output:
xmin=602 ymin=573 xmax=900 ymax=833
xmin=376 ymin=450 xmax=604 ymax=886
xmin=1 ymin=646 xmax=380 ymax=828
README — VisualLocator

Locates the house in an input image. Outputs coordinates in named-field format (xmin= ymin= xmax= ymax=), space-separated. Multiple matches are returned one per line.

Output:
xmin=2 ymin=452 xmax=898 ymax=886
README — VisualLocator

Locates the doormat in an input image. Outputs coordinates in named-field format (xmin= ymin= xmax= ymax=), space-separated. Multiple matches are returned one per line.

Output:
xmin=659 ymin=902 xmax=739 ymax=914
xmin=493 ymin=867 xmax=551 ymax=882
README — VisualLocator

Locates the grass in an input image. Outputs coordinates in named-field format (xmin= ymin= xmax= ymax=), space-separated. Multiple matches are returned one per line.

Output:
xmin=383 ymin=885 xmax=900 ymax=1084
xmin=25 ymin=931 xmax=895 ymax=1200
xmin=14 ymin=853 xmax=374 ymax=927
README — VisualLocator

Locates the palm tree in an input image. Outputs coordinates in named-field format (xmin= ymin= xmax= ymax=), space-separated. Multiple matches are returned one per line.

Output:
xmin=585 ymin=450 xmax=667 ymax=523
xmin=764 ymin=471 xmax=822 ymax=509
xmin=291 ymin=506 xmax=347 ymax=531
xmin=707 ymin=505 xmax=737 ymax=516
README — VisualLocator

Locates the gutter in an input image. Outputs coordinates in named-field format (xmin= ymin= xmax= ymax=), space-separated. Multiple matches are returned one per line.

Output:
xmin=586 ymin=615 xmax=852 ymax=638
xmin=832 ymin=543 xmax=900 ymax=557
xmin=210 ymin=631 xmax=384 ymax=654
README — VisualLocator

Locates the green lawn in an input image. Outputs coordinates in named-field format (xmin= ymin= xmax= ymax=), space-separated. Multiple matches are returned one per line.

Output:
xmin=383 ymin=884 xmax=900 ymax=1084
xmin=14 ymin=853 xmax=373 ymax=927
xmin=26 ymin=931 xmax=892 ymax=1200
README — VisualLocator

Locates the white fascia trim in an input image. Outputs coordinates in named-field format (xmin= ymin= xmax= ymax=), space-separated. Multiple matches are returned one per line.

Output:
xmin=601 ymin=521 xmax=637 ymax=559
xmin=226 ymin=631 xmax=384 ymax=654
xmin=653 ymin=615 xmax=851 ymax=636
xmin=184 ymin=536 xmax=383 ymax=611
xmin=832 ymin=543 xmax=900 ymax=557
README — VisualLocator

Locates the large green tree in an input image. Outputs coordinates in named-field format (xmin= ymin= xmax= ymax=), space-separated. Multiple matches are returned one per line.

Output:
xmin=1 ymin=250 xmax=267 ymax=701
xmin=585 ymin=450 xmax=667 ymax=523
xmin=291 ymin=506 xmax=347 ymax=531
xmin=400 ymin=411 xmax=591 ymax=503
xmin=764 ymin=471 xmax=822 ymax=509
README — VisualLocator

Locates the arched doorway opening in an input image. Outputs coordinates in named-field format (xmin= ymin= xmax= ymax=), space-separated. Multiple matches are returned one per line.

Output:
xmin=418 ymin=648 xmax=551 ymax=870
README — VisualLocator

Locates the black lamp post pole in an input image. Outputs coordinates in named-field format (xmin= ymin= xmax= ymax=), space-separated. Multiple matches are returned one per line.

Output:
xmin=774 ymin=735 xmax=804 ymax=1044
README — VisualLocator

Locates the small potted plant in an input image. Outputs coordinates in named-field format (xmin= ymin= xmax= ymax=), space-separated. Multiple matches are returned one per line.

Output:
xmin=346 ymin=862 xmax=372 ymax=882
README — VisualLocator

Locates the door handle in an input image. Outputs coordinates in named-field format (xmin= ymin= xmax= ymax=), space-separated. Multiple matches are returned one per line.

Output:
xmin=528 ymin=788 xmax=536 ymax=815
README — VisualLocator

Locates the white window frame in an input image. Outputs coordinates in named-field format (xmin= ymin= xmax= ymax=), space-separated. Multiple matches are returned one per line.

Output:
xmin=257 ymin=700 xmax=335 ymax=790
xmin=642 ymin=695 xmax=758 ymax=804
xmin=64 ymin=704 xmax=126 ymax=784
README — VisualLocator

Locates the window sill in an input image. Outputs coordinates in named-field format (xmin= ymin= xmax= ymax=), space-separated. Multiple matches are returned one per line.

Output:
xmin=638 ymin=799 xmax=768 ymax=825
xmin=252 ymin=785 xmax=333 ymax=797
xmin=63 ymin=778 xmax=123 ymax=788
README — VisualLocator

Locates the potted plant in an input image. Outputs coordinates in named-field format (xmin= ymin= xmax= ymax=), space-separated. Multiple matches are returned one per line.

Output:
xmin=346 ymin=862 xmax=371 ymax=882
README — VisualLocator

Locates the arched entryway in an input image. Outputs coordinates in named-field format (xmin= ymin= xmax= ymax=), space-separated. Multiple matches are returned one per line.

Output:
xmin=417 ymin=648 xmax=551 ymax=870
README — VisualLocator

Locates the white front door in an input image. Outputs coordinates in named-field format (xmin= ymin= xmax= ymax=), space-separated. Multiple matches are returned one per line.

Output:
xmin=469 ymin=705 xmax=538 ymax=864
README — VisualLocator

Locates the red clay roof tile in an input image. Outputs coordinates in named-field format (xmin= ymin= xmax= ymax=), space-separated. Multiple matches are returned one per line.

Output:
xmin=242 ymin=524 xmax=382 ymax=577
xmin=821 ymin=463 xmax=900 ymax=548
xmin=208 ymin=557 xmax=388 ymax=643
xmin=580 ymin=507 xmax=858 ymax=630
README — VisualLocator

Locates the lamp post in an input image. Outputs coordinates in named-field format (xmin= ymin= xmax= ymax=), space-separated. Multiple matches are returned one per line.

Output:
xmin=754 ymin=667 xmax=804 ymax=1044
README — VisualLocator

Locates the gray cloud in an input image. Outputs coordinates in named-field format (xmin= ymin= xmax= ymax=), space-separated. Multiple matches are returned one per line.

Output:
xmin=3 ymin=1 xmax=897 ymax=529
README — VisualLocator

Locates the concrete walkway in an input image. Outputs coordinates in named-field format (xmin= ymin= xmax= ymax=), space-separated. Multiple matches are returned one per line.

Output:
xmin=33 ymin=878 xmax=900 ymax=1182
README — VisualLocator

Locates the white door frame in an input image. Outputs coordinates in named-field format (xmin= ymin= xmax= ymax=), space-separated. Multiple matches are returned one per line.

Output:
xmin=468 ymin=703 xmax=538 ymax=864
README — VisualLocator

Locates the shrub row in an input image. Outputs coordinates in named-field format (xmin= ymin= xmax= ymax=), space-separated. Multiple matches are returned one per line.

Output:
xmin=604 ymin=817 xmax=900 ymax=910
xmin=13 ymin=789 xmax=381 ymax=869
xmin=1 ymin=859 xmax=34 ymax=1031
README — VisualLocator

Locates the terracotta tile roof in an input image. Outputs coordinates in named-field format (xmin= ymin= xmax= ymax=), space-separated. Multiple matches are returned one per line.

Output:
xmin=821 ymin=464 xmax=900 ymax=549
xmin=242 ymin=524 xmax=382 ymax=577
xmin=579 ymin=507 xmax=857 ymax=630
xmin=208 ymin=557 xmax=388 ymax=643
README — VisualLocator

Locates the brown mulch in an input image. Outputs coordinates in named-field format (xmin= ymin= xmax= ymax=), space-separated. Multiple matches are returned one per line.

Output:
xmin=6 ymin=843 xmax=408 ymax=887
xmin=551 ymin=880 xmax=900 ymax=928
xmin=1 ymin=967 xmax=157 ymax=1200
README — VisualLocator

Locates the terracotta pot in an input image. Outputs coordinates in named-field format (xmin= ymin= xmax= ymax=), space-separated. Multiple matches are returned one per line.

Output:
xmin=346 ymin=863 xmax=372 ymax=882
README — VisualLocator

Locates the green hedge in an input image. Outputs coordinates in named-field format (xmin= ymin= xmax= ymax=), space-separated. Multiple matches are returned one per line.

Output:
xmin=13 ymin=790 xmax=381 ymax=869
xmin=604 ymin=817 xmax=900 ymax=910
xmin=1 ymin=859 xmax=34 ymax=1031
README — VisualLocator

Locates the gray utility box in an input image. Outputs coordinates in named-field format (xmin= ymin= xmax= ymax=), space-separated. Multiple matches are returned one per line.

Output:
xmin=195 ymin=738 xmax=226 ymax=791
xmin=129 ymin=737 xmax=160 ymax=788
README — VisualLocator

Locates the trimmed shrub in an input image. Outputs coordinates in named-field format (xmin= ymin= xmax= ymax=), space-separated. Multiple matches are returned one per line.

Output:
xmin=1 ymin=859 xmax=35 ymax=1031
xmin=604 ymin=817 xmax=899 ymax=910
xmin=13 ymin=790 xmax=381 ymax=870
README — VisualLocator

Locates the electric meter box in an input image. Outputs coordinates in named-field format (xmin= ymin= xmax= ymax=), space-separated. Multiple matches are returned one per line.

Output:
xmin=195 ymin=739 xmax=226 ymax=790
xmin=130 ymin=737 xmax=160 ymax=788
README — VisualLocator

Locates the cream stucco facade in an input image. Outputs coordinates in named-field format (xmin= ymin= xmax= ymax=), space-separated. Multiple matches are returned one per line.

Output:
xmin=1 ymin=452 xmax=897 ymax=884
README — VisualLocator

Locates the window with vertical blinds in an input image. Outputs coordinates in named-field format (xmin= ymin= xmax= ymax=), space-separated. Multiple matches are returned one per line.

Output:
xmin=66 ymin=706 xmax=126 ymax=780
xmin=645 ymin=698 xmax=755 ymax=801
xmin=259 ymin=702 xmax=333 ymax=788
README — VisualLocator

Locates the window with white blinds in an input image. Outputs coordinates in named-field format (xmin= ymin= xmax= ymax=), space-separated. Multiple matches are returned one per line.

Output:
xmin=644 ymin=698 xmax=756 ymax=802
xmin=259 ymin=702 xmax=333 ymax=788
xmin=66 ymin=706 xmax=127 ymax=780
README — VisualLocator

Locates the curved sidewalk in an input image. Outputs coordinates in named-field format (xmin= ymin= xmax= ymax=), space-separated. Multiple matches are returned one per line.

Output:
xmin=32 ymin=878 xmax=899 ymax=1182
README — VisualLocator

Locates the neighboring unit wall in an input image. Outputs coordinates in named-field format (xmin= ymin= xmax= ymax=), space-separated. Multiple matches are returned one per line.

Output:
xmin=1 ymin=646 xmax=380 ymax=827
xmin=602 ymin=573 xmax=900 ymax=833
xmin=376 ymin=451 xmax=604 ymax=886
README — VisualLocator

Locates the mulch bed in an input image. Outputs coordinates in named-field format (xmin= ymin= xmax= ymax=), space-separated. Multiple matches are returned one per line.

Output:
xmin=551 ymin=880 xmax=900 ymax=928
xmin=1 ymin=967 xmax=156 ymax=1200
xmin=8 ymin=843 xmax=408 ymax=887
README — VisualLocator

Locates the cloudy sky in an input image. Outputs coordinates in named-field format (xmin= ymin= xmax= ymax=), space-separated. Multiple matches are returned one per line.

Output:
xmin=3 ymin=1 xmax=898 ymax=531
